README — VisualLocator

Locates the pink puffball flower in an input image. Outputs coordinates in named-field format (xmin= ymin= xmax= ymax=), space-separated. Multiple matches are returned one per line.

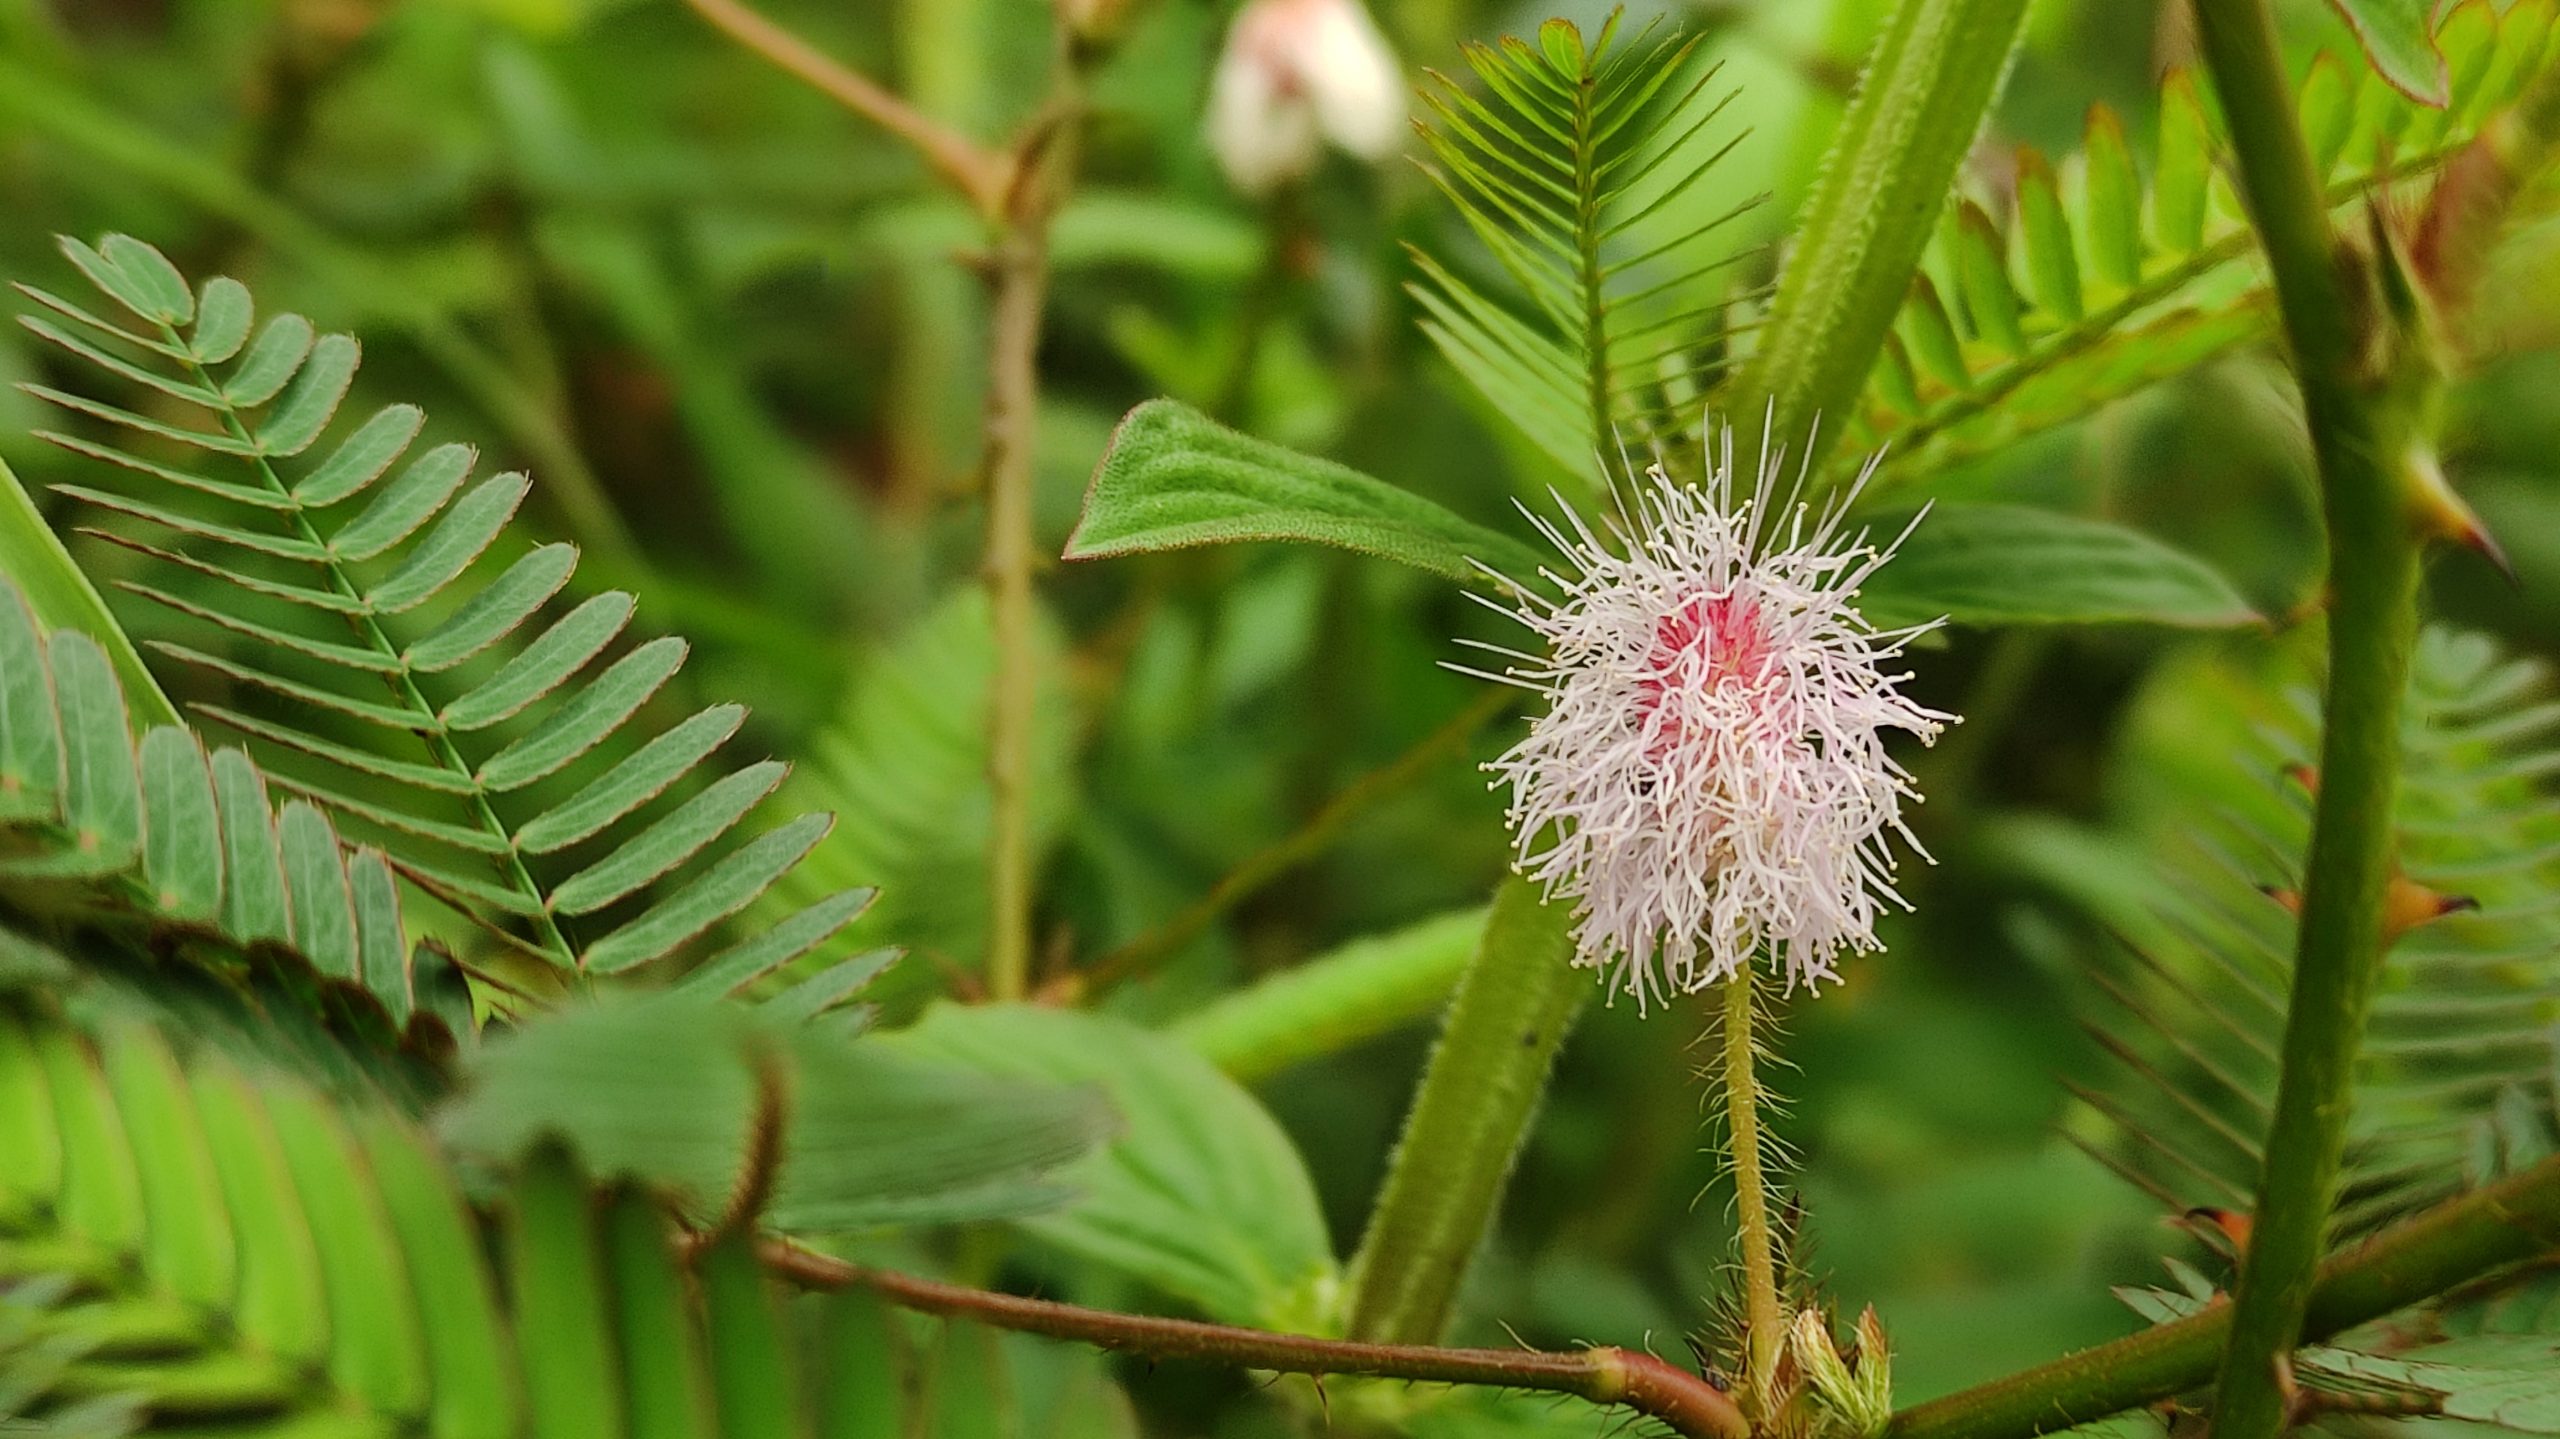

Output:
xmin=1206 ymin=0 xmax=1406 ymax=196
xmin=1466 ymin=429 xmax=1954 ymax=1009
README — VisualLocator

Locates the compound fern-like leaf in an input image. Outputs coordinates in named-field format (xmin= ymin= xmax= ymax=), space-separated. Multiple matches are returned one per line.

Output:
xmin=1847 ymin=0 xmax=2558 ymax=482
xmin=1411 ymin=11 xmax=1761 ymax=480
xmin=15 ymin=235 xmax=871 ymax=992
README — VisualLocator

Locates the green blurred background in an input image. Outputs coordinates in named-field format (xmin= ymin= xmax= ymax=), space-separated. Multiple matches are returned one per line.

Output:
xmin=2 ymin=0 xmax=2554 ymax=1421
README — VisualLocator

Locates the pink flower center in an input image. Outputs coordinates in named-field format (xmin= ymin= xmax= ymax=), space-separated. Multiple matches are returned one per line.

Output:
xmin=1637 ymin=594 xmax=1772 ymax=750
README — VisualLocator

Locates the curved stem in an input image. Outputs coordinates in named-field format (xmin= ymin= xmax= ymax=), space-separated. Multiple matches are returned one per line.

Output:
xmin=1885 ymin=1152 xmax=2560 ymax=1439
xmin=766 ymin=1244 xmax=1749 ymax=1439
xmin=1721 ymin=970 xmax=1785 ymax=1416
xmin=2188 ymin=6 xmax=2428 ymax=1438
xmin=1345 ymin=875 xmax=1587 ymax=1343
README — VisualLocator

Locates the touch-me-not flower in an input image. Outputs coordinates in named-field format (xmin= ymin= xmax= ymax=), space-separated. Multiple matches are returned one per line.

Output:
xmin=1205 ymin=0 xmax=1405 ymax=195
xmin=1467 ymin=427 xmax=1953 ymax=1008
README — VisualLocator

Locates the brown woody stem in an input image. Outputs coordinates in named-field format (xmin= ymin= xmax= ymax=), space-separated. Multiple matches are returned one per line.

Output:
xmin=764 ymin=1243 xmax=1749 ymax=1439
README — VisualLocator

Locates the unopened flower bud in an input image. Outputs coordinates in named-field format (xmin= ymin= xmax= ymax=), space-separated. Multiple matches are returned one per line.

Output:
xmin=1793 ymin=1307 xmax=1892 ymax=1439
xmin=1206 ymin=0 xmax=1405 ymax=195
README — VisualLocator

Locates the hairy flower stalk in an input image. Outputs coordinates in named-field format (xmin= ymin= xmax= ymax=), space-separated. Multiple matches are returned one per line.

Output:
xmin=1470 ymin=428 xmax=1954 ymax=1009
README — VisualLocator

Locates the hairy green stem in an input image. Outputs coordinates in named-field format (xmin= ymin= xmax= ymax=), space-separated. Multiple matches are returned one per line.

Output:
xmin=1173 ymin=908 xmax=1484 ymax=1084
xmin=2189 ymin=5 xmax=2429 ymax=1438
xmin=1730 ymin=0 xmax=2031 ymax=476
xmin=1886 ymin=1152 xmax=2560 ymax=1439
xmin=1720 ymin=971 xmax=1785 ymax=1416
xmin=1345 ymin=876 xmax=1587 ymax=1343
xmin=768 ymin=1243 xmax=1749 ymax=1439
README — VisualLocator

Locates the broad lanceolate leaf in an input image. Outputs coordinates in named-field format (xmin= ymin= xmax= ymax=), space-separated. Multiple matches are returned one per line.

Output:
xmin=440 ymin=993 xmax=1113 ymax=1231
xmin=1068 ymin=400 xmax=1548 ymax=586
xmin=889 ymin=1003 xmax=1338 ymax=1329
xmin=1858 ymin=503 xmax=2259 ymax=630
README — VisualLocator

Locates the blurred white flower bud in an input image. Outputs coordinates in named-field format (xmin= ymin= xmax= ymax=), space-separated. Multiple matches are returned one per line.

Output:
xmin=1206 ymin=0 xmax=1406 ymax=195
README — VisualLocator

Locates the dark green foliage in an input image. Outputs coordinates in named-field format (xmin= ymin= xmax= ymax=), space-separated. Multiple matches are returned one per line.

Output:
xmin=2043 ymin=630 xmax=2560 ymax=1239
xmin=0 ymin=575 xmax=462 ymax=1046
xmin=0 ymin=990 xmax=1117 ymax=1437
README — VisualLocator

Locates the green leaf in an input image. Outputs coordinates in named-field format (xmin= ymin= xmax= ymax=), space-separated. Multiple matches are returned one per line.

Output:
xmin=278 ymin=802 xmax=358 ymax=980
xmin=0 ymin=583 xmax=66 ymax=820
xmin=256 ymin=331 xmax=360 ymax=456
xmin=2329 ymin=0 xmax=2451 ymax=104
xmin=477 ymin=637 xmax=688 ymax=792
xmin=1067 ymin=400 xmax=1547 ymax=585
xmin=406 ymin=543 xmax=579 ymax=673
xmin=890 ymin=1003 xmax=1338 ymax=1328
xmin=209 ymin=748 xmax=292 ymax=946
xmin=222 ymin=314 xmax=317 ymax=408
xmin=680 ymin=890 xmax=879 ymax=1000
xmin=137 ymin=727 xmax=221 ymax=922
xmin=1408 ymin=16 xmax=1760 ymax=472
xmin=439 ymin=993 xmax=1111 ymax=1230
xmin=0 ymin=460 xmax=178 ymax=729
xmin=330 ymin=442 xmax=475 ymax=561
xmin=551 ymin=761 xmax=786 ymax=916
xmin=48 ymin=633 xmax=143 ymax=871
xmin=96 ymin=235 xmax=193 ymax=325
xmin=297 ymin=404 xmax=425 ymax=507
xmin=190 ymin=276 xmax=253 ymax=364
xmin=440 ymin=591 xmax=633 ymax=732
xmin=517 ymin=705 xmax=746 ymax=855
xmin=581 ymin=816 xmax=830 ymax=975
xmin=1860 ymin=504 xmax=2260 ymax=630
xmin=369 ymin=471 xmax=530 ymax=613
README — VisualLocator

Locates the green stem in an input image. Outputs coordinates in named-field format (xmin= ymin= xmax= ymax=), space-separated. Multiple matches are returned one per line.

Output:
xmin=1721 ymin=970 xmax=1785 ymax=1417
xmin=1885 ymin=1152 xmax=2560 ymax=1439
xmin=1345 ymin=875 xmax=1588 ymax=1343
xmin=2188 ymin=6 xmax=2428 ymax=1438
xmin=982 ymin=85 xmax=1081 ymax=1002
xmin=1729 ymin=0 xmax=2031 ymax=477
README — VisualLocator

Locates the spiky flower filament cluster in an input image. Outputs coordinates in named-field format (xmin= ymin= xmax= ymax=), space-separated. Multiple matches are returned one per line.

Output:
xmin=1469 ymin=430 xmax=1953 ymax=1008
